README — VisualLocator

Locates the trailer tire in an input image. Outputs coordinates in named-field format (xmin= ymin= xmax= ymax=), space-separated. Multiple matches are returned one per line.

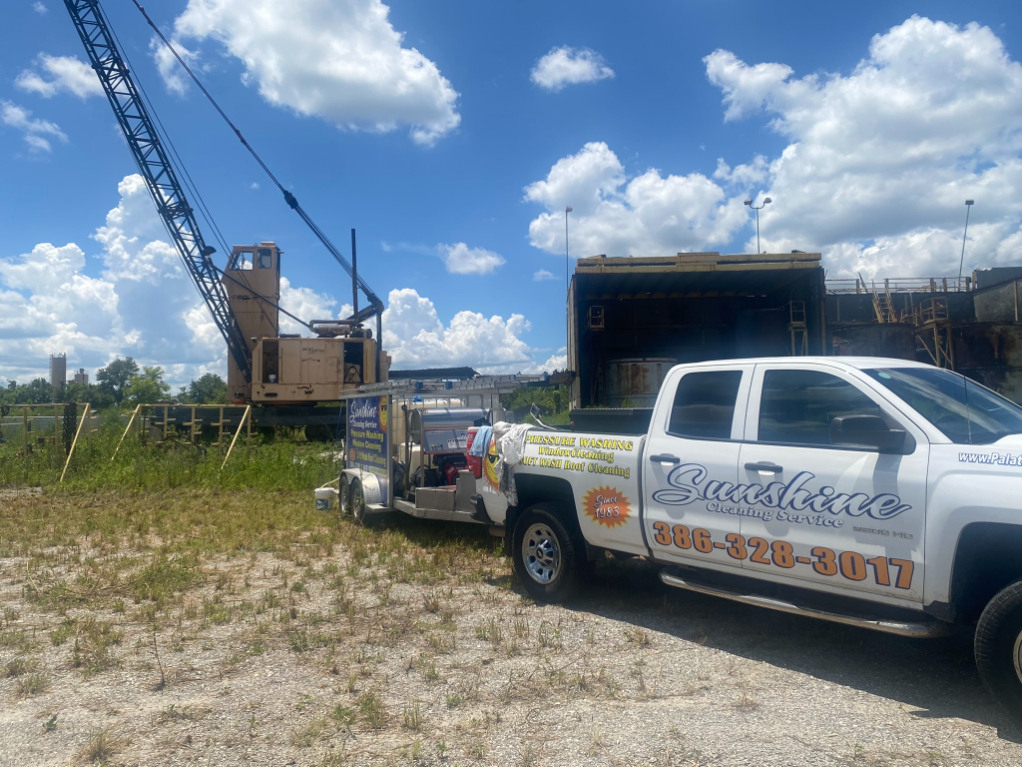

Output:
xmin=975 ymin=578 xmax=1022 ymax=719
xmin=349 ymin=478 xmax=367 ymax=525
xmin=304 ymin=424 xmax=332 ymax=442
xmin=512 ymin=505 xmax=585 ymax=603
xmin=339 ymin=477 xmax=351 ymax=516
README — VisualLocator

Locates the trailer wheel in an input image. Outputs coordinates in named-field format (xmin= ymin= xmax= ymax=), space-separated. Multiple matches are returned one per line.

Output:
xmin=304 ymin=424 xmax=332 ymax=442
xmin=349 ymin=478 xmax=367 ymax=524
xmin=975 ymin=579 xmax=1022 ymax=719
xmin=512 ymin=505 xmax=584 ymax=603
xmin=339 ymin=477 xmax=351 ymax=516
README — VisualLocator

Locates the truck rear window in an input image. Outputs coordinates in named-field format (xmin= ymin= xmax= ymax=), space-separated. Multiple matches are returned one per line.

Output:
xmin=668 ymin=370 xmax=742 ymax=440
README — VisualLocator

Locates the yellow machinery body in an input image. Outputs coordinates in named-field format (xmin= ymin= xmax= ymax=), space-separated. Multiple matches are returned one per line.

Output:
xmin=223 ymin=242 xmax=387 ymax=404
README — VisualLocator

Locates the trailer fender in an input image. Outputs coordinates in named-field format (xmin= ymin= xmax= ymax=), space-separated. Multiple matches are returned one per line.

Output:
xmin=340 ymin=468 xmax=384 ymax=505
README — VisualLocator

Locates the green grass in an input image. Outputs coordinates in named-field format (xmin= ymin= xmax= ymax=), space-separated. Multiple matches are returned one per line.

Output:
xmin=0 ymin=412 xmax=340 ymax=493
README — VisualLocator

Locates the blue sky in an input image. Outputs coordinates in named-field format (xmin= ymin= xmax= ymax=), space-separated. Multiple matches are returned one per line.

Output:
xmin=2 ymin=0 xmax=1021 ymax=386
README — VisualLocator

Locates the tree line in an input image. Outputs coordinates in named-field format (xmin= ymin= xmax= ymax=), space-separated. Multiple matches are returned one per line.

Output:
xmin=0 ymin=357 xmax=227 ymax=409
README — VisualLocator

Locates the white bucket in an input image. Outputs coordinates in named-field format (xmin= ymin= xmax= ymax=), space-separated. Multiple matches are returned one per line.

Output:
xmin=315 ymin=486 xmax=339 ymax=512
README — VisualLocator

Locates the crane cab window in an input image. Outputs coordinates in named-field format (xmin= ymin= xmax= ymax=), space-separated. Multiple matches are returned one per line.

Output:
xmin=344 ymin=342 xmax=364 ymax=384
xmin=230 ymin=252 xmax=253 ymax=270
xmin=257 ymin=248 xmax=273 ymax=269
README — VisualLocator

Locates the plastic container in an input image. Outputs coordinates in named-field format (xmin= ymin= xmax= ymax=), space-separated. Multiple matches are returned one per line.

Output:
xmin=315 ymin=486 xmax=339 ymax=512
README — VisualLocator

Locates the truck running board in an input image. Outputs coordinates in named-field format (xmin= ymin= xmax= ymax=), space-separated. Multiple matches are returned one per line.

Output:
xmin=659 ymin=570 xmax=949 ymax=638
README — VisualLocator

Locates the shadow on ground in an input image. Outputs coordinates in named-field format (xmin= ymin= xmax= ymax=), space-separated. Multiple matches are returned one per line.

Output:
xmin=370 ymin=511 xmax=1022 ymax=741
xmin=574 ymin=556 xmax=1022 ymax=741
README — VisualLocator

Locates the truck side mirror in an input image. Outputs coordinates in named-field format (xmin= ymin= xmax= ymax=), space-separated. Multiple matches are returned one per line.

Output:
xmin=830 ymin=415 xmax=909 ymax=454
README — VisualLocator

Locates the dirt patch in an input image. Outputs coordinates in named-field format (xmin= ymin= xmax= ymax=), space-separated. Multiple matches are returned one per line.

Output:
xmin=1 ymin=492 xmax=1021 ymax=766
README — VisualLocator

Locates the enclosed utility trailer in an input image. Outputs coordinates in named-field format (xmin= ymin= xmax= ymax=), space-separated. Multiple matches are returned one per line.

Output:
xmin=567 ymin=252 xmax=826 ymax=411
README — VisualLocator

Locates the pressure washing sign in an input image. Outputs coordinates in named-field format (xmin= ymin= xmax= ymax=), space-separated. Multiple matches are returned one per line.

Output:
xmin=346 ymin=395 xmax=390 ymax=504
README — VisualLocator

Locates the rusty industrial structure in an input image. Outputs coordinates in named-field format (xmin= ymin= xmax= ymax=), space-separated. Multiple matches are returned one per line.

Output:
xmin=567 ymin=254 xmax=1022 ymax=417
xmin=828 ymin=266 xmax=1022 ymax=402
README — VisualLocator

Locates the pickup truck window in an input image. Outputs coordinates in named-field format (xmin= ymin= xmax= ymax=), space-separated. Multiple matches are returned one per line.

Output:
xmin=758 ymin=369 xmax=882 ymax=446
xmin=668 ymin=370 xmax=742 ymax=439
xmin=864 ymin=367 xmax=1022 ymax=444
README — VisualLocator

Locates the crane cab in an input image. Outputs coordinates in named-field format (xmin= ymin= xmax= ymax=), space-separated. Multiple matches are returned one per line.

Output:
xmin=223 ymin=241 xmax=389 ymax=405
xmin=224 ymin=243 xmax=282 ymax=402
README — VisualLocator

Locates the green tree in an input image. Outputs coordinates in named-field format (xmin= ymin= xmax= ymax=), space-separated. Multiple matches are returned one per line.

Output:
xmin=0 ymin=380 xmax=17 ymax=406
xmin=187 ymin=373 xmax=227 ymax=405
xmin=16 ymin=378 xmax=53 ymax=405
xmin=64 ymin=381 xmax=115 ymax=410
xmin=96 ymin=357 xmax=139 ymax=404
xmin=123 ymin=366 xmax=171 ymax=407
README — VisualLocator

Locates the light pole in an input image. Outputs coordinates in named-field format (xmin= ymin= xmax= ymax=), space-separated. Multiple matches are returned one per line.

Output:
xmin=958 ymin=199 xmax=975 ymax=284
xmin=744 ymin=197 xmax=772 ymax=254
xmin=565 ymin=206 xmax=573 ymax=290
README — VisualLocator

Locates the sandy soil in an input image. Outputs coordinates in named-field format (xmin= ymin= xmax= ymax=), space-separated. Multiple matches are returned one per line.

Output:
xmin=2 ymin=509 xmax=1021 ymax=767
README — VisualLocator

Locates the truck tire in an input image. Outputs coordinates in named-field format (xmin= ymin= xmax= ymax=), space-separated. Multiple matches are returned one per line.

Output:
xmin=512 ymin=505 xmax=585 ymax=603
xmin=975 ymin=579 xmax=1022 ymax=719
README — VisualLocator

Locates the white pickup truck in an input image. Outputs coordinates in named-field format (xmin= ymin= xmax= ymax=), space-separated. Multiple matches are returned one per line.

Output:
xmin=482 ymin=357 xmax=1022 ymax=716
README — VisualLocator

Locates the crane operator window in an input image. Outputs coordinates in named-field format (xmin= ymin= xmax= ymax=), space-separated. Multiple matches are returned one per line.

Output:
xmin=257 ymin=249 xmax=273 ymax=269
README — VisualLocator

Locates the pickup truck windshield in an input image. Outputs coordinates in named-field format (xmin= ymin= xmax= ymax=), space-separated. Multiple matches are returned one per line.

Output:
xmin=864 ymin=367 xmax=1022 ymax=444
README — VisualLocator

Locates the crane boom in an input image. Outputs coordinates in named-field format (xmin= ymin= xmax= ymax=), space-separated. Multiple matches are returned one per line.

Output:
xmin=62 ymin=0 xmax=252 ymax=382
xmin=130 ymin=0 xmax=385 ymax=326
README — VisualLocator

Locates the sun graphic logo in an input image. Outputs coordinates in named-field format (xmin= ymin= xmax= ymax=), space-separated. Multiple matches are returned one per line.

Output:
xmin=582 ymin=486 xmax=631 ymax=528
xmin=483 ymin=437 xmax=501 ymax=489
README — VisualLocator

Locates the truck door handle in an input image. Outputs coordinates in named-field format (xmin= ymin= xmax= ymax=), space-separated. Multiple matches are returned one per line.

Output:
xmin=745 ymin=461 xmax=783 ymax=474
xmin=649 ymin=453 xmax=680 ymax=464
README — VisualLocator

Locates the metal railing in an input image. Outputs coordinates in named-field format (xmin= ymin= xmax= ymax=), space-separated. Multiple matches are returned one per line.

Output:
xmin=827 ymin=276 xmax=973 ymax=294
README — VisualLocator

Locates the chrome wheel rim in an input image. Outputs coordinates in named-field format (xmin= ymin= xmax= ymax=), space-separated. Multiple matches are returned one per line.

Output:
xmin=522 ymin=523 xmax=561 ymax=584
xmin=1014 ymin=630 xmax=1022 ymax=685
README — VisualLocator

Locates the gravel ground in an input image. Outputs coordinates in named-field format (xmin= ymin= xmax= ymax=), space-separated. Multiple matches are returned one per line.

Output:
xmin=2 ymin=505 xmax=1021 ymax=767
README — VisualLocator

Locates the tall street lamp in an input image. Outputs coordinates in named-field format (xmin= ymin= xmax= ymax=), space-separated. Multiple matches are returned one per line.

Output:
xmin=565 ymin=206 xmax=573 ymax=289
xmin=744 ymin=197 xmax=772 ymax=254
xmin=958 ymin=199 xmax=975 ymax=284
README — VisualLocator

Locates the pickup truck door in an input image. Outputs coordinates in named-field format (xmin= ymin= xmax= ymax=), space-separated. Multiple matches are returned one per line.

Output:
xmin=643 ymin=364 xmax=754 ymax=569
xmin=737 ymin=363 xmax=927 ymax=603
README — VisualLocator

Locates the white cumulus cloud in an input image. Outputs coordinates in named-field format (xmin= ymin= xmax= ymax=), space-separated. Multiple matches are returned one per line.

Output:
xmin=525 ymin=141 xmax=748 ymax=258
xmin=438 ymin=243 xmax=505 ymax=275
xmin=531 ymin=46 xmax=614 ymax=91
xmin=163 ymin=0 xmax=460 ymax=146
xmin=32 ymin=2 xmax=47 ymax=14
xmin=704 ymin=15 xmax=1022 ymax=277
xmin=15 ymin=54 xmax=103 ymax=100
xmin=149 ymin=37 xmax=201 ymax=97
xmin=383 ymin=241 xmax=506 ymax=275
xmin=533 ymin=269 xmax=557 ymax=282
xmin=382 ymin=289 xmax=535 ymax=373
xmin=1 ymin=100 xmax=67 ymax=153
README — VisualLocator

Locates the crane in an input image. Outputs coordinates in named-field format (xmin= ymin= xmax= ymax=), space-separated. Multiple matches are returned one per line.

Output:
xmin=62 ymin=0 xmax=386 ymax=395
xmin=132 ymin=0 xmax=386 ymax=335
xmin=62 ymin=0 xmax=253 ymax=383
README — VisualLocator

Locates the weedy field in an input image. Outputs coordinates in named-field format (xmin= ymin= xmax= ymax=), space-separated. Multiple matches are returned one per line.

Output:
xmin=2 ymin=432 xmax=1022 ymax=766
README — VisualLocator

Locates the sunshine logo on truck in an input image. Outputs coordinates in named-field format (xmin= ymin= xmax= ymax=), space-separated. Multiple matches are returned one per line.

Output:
xmin=652 ymin=463 xmax=912 ymax=520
